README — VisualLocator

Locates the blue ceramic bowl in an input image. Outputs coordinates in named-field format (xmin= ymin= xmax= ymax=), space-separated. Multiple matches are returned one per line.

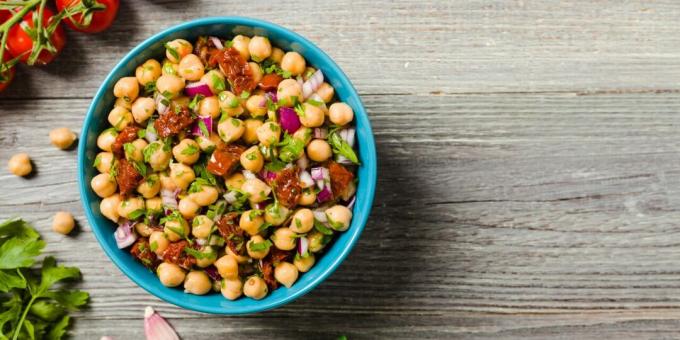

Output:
xmin=77 ymin=17 xmax=377 ymax=314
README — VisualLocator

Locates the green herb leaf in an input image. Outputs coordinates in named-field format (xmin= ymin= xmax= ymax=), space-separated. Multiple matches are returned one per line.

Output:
xmin=278 ymin=133 xmax=305 ymax=163
xmin=198 ymin=119 xmax=210 ymax=138
xmin=164 ymin=42 xmax=180 ymax=61
xmin=183 ymin=247 xmax=216 ymax=260
xmin=181 ymin=143 xmax=200 ymax=156
xmin=329 ymin=131 xmax=359 ymax=164
xmin=211 ymin=73 xmax=226 ymax=92
xmin=143 ymin=142 xmax=160 ymax=163
xmin=93 ymin=154 xmax=102 ymax=168
xmin=248 ymin=239 xmax=272 ymax=252
xmin=314 ymin=219 xmax=334 ymax=235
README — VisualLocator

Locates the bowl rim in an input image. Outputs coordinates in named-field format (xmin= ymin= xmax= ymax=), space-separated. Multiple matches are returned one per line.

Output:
xmin=77 ymin=16 xmax=377 ymax=314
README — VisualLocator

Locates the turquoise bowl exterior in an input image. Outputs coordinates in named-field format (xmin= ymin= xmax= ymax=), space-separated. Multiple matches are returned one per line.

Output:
xmin=77 ymin=17 xmax=377 ymax=314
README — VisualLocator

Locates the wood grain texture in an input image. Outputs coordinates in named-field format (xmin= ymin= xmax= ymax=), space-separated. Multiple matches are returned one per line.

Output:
xmin=4 ymin=0 xmax=680 ymax=339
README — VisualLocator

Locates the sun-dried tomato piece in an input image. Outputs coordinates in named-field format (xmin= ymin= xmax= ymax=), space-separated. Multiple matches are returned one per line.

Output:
xmin=111 ymin=125 xmax=139 ymax=159
xmin=116 ymin=158 xmax=142 ymax=198
xmin=258 ymin=73 xmax=283 ymax=92
xmin=273 ymin=167 xmax=301 ymax=209
xmin=217 ymin=47 xmax=255 ymax=95
xmin=215 ymin=213 xmax=246 ymax=256
xmin=154 ymin=105 xmax=194 ymax=138
xmin=259 ymin=258 xmax=277 ymax=290
xmin=329 ymin=161 xmax=354 ymax=200
xmin=130 ymin=238 xmax=160 ymax=270
xmin=162 ymin=240 xmax=196 ymax=270
xmin=206 ymin=144 xmax=246 ymax=176
xmin=269 ymin=247 xmax=293 ymax=264
xmin=194 ymin=36 xmax=219 ymax=66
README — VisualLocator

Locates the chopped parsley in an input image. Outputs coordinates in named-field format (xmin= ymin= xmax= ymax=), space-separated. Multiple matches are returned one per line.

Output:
xmin=164 ymin=42 xmax=180 ymax=61
xmin=211 ymin=73 xmax=226 ymax=92
xmin=197 ymin=119 xmax=210 ymax=138
xmin=184 ymin=247 xmax=217 ymax=260
xmin=248 ymin=239 xmax=272 ymax=252
xmin=181 ymin=143 xmax=200 ymax=156
xmin=143 ymin=142 xmax=160 ymax=163
xmin=328 ymin=131 xmax=359 ymax=164
xmin=278 ymin=133 xmax=305 ymax=163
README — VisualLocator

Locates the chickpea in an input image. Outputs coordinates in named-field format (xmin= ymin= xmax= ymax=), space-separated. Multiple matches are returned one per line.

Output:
xmin=306 ymin=139 xmax=332 ymax=162
xmin=245 ymin=95 xmax=267 ymax=117
xmin=214 ymin=255 xmax=239 ymax=279
xmin=149 ymin=231 xmax=169 ymax=256
xmin=178 ymin=197 xmax=200 ymax=219
xmin=169 ymin=163 xmax=195 ymax=190
xmin=156 ymin=74 xmax=185 ymax=97
xmin=99 ymin=194 xmax=121 ymax=222
xmin=243 ymin=276 xmax=268 ymax=300
xmin=146 ymin=196 xmax=163 ymax=213
xmin=114 ymin=96 xmax=132 ymax=110
xmin=94 ymin=152 xmax=114 ymax=174
xmin=145 ymin=141 xmax=171 ymax=171
xmin=226 ymin=247 xmax=250 ymax=264
xmin=289 ymin=208 xmax=314 ymax=233
xmin=165 ymin=39 xmax=193 ymax=63
xmin=124 ymin=138 xmax=147 ymax=162
xmin=246 ymin=235 xmax=270 ymax=259
xmin=281 ymin=52 xmax=306 ymax=77
xmin=264 ymin=202 xmax=290 ymax=226
xmin=194 ymin=247 xmax=217 ymax=268
xmin=159 ymin=172 xmax=177 ymax=191
xmin=195 ymin=135 xmax=216 ymax=153
xmin=161 ymin=60 xmax=178 ymax=76
xmin=307 ymin=230 xmax=329 ymax=253
xmin=249 ymin=62 xmax=263 ymax=85
xmin=231 ymin=35 xmax=250 ymax=60
xmin=135 ymin=59 xmax=162 ymax=86
xmin=131 ymin=97 xmax=156 ymax=124
xmin=172 ymin=139 xmax=201 ymax=165
xmin=97 ymin=128 xmax=118 ymax=152
xmin=329 ymin=102 xmax=354 ymax=126
xmin=217 ymin=91 xmax=244 ymax=117
xmin=217 ymin=118 xmax=245 ymax=143
xmin=188 ymin=185 xmax=219 ymax=206
xmin=209 ymin=132 xmax=226 ymax=149
xmin=293 ymin=127 xmax=312 ymax=146
xmin=164 ymin=218 xmax=189 ymax=242
xmin=277 ymin=79 xmax=302 ymax=107
xmin=247 ymin=36 xmax=272 ymax=62
xmin=7 ymin=153 xmax=32 ymax=177
xmin=137 ymin=174 xmax=160 ymax=198
xmin=117 ymin=196 xmax=145 ymax=219
xmin=49 ymin=127 xmax=77 ymax=150
xmin=315 ymin=82 xmax=335 ymax=103
xmin=108 ymin=106 xmax=133 ymax=131
xmin=298 ymin=189 xmax=317 ymax=206
xmin=192 ymin=215 xmax=214 ymax=239
xmin=240 ymin=146 xmax=264 ymax=172
xmin=52 ymin=211 xmax=75 ymax=235
xmin=176 ymin=54 xmax=204 ymax=81
xmin=269 ymin=47 xmax=284 ymax=64
xmin=198 ymin=96 xmax=220 ymax=119
xmin=242 ymin=119 xmax=263 ymax=144
xmin=326 ymin=205 xmax=353 ymax=231
xmin=256 ymin=121 xmax=281 ymax=146
xmin=294 ymin=254 xmax=316 ymax=272
xmin=91 ymin=173 xmax=117 ymax=198
xmin=272 ymin=227 xmax=297 ymax=251
xmin=239 ymin=209 xmax=264 ymax=236
xmin=135 ymin=222 xmax=153 ymax=237
xmin=225 ymin=172 xmax=245 ymax=190
xmin=221 ymin=278 xmax=243 ymax=300
xmin=299 ymin=103 xmax=325 ymax=128
xmin=113 ymin=77 xmax=139 ymax=101
xmin=200 ymin=70 xmax=225 ymax=95
xmin=157 ymin=262 xmax=186 ymax=287
xmin=274 ymin=262 xmax=299 ymax=288
xmin=241 ymin=178 xmax=271 ymax=203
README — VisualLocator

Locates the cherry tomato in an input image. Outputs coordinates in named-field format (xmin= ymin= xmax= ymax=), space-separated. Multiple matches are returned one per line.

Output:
xmin=0 ymin=53 xmax=15 ymax=93
xmin=56 ymin=0 xmax=119 ymax=33
xmin=6 ymin=8 xmax=67 ymax=65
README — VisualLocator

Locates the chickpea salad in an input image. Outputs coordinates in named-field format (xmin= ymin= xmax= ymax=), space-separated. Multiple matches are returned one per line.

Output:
xmin=90 ymin=34 xmax=359 ymax=300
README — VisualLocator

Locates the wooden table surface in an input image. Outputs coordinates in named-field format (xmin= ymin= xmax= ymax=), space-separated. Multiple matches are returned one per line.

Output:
xmin=4 ymin=1 xmax=680 ymax=339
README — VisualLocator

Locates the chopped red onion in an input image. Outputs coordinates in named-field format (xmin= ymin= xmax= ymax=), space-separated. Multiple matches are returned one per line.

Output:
xmin=195 ymin=238 xmax=207 ymax=246
xmin=347 ymin=196 xmax=356 ymax=210
xmin=204 ymin=265 xmax=222 ymax=281
xmin=265 ymin=91 xmax=277 ymax=104
xmin=254 ymin=201 xmax=269 ymax=210
xmin=310 ymin=167 xmax=329 ymax=181
xmin=313 ymin=127 xmax=328 ymax=139
xmin=242 ymin=170 xmax=256 ymax=180
xmin=302 ymin=69 xmax=324 ymax=99
xmin=161 ymin=189 xmax=179 ymax=210
xmin=154 ymin=93 xmax=169 ymax=115
xmin=191 ymin=115 xmax=213 ymax=138
xmin=317 ymin=186 xmax=333 ymax=203
xmin=296 ymin=76 xmax=304 ymax=88
xmin=336 ymin=128 xmax=356 ymax=165
xmin=223 ymin=191 xmax=238 ymax=204
xmin=209 ymin=36 xmax=224 ymax=50
xmin=313 ymin=210 xmax=327 ymax=223
xmin=114 ymin=221 xmax=137 ymax=249
xmin=185 ymin=81 xmax=214 ymax=97
xmin=299 ymin=170 xmax=314 ymax=188
xmin=144 ymin=307 xmax=180 ymax=340
xmin=296 ymin=153 xmax=309 ymax=170
xmin=298 ymin=236 xmax=309 ymax=256
xmin=278 ymin=107 xmax=301 ymax=134
xmin=258 ymin=169 xmax=276 ymax=182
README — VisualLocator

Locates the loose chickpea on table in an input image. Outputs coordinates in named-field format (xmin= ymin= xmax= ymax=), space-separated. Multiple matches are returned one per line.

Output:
xmin=7 ymin=153 xmax=33 ymax=177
